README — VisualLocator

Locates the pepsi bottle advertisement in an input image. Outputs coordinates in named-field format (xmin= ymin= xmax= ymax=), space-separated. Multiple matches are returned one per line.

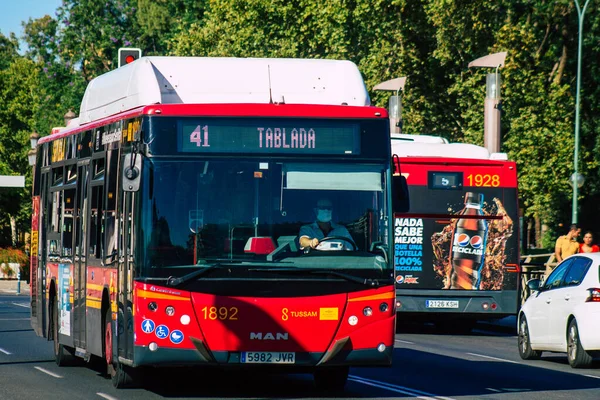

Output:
xmin=394 ymin=188 xmax=519 ymax=291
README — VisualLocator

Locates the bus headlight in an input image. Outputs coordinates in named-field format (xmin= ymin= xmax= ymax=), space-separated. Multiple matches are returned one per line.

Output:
xmin=148 ymin=302 xmax=158 ymax=312
xmin=348 ymin=315 xmax=358 ymax=326
xmin=165 ymin=306 xmax=175 ymax=316
xmin=379 ymin=302 xmax=389 ymax=312
xmin=363 ymin=307 xmax=373 ymax=317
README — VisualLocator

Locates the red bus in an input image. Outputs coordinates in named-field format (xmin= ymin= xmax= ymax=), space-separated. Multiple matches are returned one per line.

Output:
xmin=29 ymin=57 xmax=397 ymax=390
xmin=391 ymin=134 xmax=520 ymax=332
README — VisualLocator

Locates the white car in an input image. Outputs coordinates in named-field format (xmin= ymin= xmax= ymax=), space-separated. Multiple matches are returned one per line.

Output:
xmin=518 ymin=253 xmax=600 ymax=368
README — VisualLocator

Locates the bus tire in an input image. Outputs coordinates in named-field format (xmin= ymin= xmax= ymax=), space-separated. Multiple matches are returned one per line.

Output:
xmin=52 ymin=295 xmax=75 ymax=366
xmin=104 ymin=307 xmax=134 ymax=388
xmin=314 ymin=366 xmax=349 ymax=393
xmin=567 ymin=319 xmax=593 ymax=368
xmin=518 ymin=315 xmax=541 ymax=360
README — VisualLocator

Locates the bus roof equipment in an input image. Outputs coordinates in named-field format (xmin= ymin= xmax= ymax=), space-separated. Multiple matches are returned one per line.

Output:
xmin=79 ymin=57 xmax=371 ymax=124
xmin=392 ymin=133 xmax=508 ymax=161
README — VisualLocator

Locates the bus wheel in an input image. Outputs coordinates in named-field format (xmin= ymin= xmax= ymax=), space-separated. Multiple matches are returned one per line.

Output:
xmin=314 ymin=366 xmax=349 ymax=393
xmin=53 ymin=297 xmax=74 ymax=366
xmin=104 ymin=308 xmax=133 ymax=388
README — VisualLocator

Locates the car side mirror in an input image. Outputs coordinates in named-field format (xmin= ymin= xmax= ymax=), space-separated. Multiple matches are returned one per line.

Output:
xmin=527 ymin=278 xmax=542 ymax=292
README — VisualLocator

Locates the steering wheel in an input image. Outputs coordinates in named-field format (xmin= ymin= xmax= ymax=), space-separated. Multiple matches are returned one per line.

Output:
xmin=318 ymin=236 xmax=358 ymax=251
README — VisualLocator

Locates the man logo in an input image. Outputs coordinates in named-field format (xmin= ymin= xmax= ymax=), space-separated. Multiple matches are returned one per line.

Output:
xmin=470 ymin=235 xmax=483 ymax=249
xmin=455 ymin=233 xmax=470 ymax=247
xmin=250 ymin=332 xmax=289 ymax=340
xmin=396 ymin=275 xmax=404 ymax=284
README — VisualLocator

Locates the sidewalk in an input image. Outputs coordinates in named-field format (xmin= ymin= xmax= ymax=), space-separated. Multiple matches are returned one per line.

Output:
xmin=0 ymin=279 xmax=31 ymax=296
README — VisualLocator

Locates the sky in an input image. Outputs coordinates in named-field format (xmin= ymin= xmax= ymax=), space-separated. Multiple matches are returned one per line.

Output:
xmin=0 ymin=0 xmax=62 ymax=40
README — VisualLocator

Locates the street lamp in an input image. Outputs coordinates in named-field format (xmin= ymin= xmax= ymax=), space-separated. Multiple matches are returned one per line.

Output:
xmin=28 ymin=132 xmax=39 ymax=167
xmin=569 ymin=172 xmax=585 ymax=189
xmin=373 ymin=77 xmax=407 ymax=134
xmin=572 ymin=0 xmax=591 ymax=225
xmin=468 ymin=52 xmax=507 ymax=154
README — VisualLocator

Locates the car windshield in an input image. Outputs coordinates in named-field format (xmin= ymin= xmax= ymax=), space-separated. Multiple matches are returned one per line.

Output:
xmin=137 ymin=159 xmax=390 ymax=277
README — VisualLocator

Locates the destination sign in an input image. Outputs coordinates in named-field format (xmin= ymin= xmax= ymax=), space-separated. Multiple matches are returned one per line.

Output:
xmin=178 ymin=119 xmax=360 ymax=155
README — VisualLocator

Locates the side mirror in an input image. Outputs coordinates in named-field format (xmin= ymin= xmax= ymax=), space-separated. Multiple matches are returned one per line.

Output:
xmin=123 ymin=153 xmax=142 ymax=192
xmin=392 ymin=175 xmax=410 ymax=213
xmin=527 ymin=278 xmax=542 ymax=292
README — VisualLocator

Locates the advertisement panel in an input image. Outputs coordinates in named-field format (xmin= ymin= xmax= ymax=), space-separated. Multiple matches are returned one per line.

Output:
xmin=394 ymin=167 xmax=519 ymax=292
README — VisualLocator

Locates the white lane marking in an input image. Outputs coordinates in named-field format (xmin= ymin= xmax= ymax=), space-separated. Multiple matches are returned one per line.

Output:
xmin=467 ymin=352 xmax=520 ymax=364
xmin=584 ymin=375 xmax=600 ymax=380
xmin=0 ymin=347 xmax=12 ymax=355
xmin=97 ymin=393 xmax=119 ymax=400
xmin=486 ymin=388 xmax=501 ymax=392
xmin=0 ymin=318 xmax=30 ymax=321
xmin=395 ymin=339 xmax=416 ymax=344
xmin=349 ymin=375 xmax=456 ymax=400
xmin=34 ymin=366 xmax=63 ymax=378
xmin=12 ymin=302 xmax=30 ymax=308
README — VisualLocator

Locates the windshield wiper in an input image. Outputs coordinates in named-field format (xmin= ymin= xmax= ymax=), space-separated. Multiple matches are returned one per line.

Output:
xmin=166 ymin=264 xmax=226 ymax=287
xmin=140 ymin=264 xmax=225 ymax=288
xmin=248 ymin=267 xmax=385 ymax=287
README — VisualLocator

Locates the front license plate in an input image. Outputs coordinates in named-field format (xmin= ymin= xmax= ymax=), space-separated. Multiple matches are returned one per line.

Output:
xmin=241 ymin=351 xmax=296 ymax=364
xmin=426 ymin=300 xmax=459 ymax=309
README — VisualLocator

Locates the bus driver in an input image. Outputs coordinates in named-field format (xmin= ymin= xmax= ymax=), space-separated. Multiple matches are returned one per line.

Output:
xmin=298 ymin=199 xmax=354 ymax=250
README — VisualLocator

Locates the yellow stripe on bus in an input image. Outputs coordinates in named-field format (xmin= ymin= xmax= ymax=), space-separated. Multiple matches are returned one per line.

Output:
xmin=86 ymin=299 xmax=102 ymax=309
xmin=136 ymin=289 xmax=187 ymax=301
xmin=348 ymin=292 xmax=395 ymax=302
xmin=87 ymin=283 xmax=116 ymax=293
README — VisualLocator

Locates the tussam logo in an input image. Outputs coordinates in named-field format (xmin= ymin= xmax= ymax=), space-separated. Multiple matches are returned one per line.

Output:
xmin=250 ymin=332 xmax=289 ymax=340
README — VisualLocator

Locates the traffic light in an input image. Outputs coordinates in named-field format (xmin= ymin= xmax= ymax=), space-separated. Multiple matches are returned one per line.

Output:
xmin=118 ymin=47 xmax=142 ymax=68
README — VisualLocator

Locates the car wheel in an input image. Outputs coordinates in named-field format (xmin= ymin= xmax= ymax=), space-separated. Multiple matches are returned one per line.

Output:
xmin=567 ymin=319 xmax=593 ymax=368
xmin=518 ymin=315 xmax=542 ymax=360
xmin=314 ymin=366 xmax=349 ymax=393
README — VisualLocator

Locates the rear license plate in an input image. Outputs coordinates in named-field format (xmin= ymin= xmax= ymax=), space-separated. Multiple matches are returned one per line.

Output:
xmin=426 ymin=300 xmax=459 ymax=309
xmin=240 ymin=351 xmax=296 ymax=364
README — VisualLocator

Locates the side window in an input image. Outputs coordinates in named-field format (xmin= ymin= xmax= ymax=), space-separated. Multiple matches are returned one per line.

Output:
xmin=564 ymin=257 xmax=591 ymax=287
xmin=544 ymin=259 xmax=572 ymax=290
xmin=62 ymin=189 xmax=75 ymax=257
xmin=104 ymin=149 xmax=119 ymax=264
xmin=89 ymin=184 xmax=104 ymax=260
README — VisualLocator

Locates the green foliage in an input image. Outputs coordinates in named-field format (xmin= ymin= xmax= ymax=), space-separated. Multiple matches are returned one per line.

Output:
xmin=0 ymin=0 xmax=599 ymax=246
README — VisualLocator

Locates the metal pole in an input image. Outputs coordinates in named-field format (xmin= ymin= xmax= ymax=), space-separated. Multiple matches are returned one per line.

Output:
xmin=572 ymin=0 xmax=591 ymax=224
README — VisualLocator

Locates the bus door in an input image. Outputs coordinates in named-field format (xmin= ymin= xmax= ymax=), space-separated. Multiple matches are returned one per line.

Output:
xmin=118 ymin=190 xmax=135 ymax=360
xmin=35 ymin=171 xmax=50 ymax=338
xmin=74 ymin=161 xmax=90 ymax=348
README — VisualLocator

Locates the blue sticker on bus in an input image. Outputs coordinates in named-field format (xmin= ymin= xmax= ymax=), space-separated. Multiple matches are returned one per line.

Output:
xmin=170 ymin=330 xmax=184 ymax=344
xmin=141 ymin=319 xmax=155 ymax=334
xmin=155 ymin=325 xmax=170 ymax=339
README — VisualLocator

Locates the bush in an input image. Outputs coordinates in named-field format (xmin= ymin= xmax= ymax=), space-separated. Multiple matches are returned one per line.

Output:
xmin=0 ymin=247 xmax=29 ymax=280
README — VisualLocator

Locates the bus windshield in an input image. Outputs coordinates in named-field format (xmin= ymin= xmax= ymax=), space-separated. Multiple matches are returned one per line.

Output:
xmin=138 ymin=158 xmax=390 ymax=278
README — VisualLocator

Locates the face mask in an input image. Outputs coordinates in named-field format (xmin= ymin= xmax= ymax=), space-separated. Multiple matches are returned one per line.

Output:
xmin=317 ymin=210 xmax=332 ymax=223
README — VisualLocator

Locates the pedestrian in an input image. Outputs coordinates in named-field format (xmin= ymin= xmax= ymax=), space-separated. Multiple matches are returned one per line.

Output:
xmin=554 ymin=224 xmax=581 ymax=263
xmin=579 ymin=231 xmax=599 ymax=253
xmin=547 ymin=224 xmax=581 ymax=279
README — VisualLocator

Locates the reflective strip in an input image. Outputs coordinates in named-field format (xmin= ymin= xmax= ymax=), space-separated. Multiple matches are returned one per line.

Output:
xmin=136 ymin=289 xmax=187 ymax=301
xmin=348 ymin=292 xmax=395 ymax=302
